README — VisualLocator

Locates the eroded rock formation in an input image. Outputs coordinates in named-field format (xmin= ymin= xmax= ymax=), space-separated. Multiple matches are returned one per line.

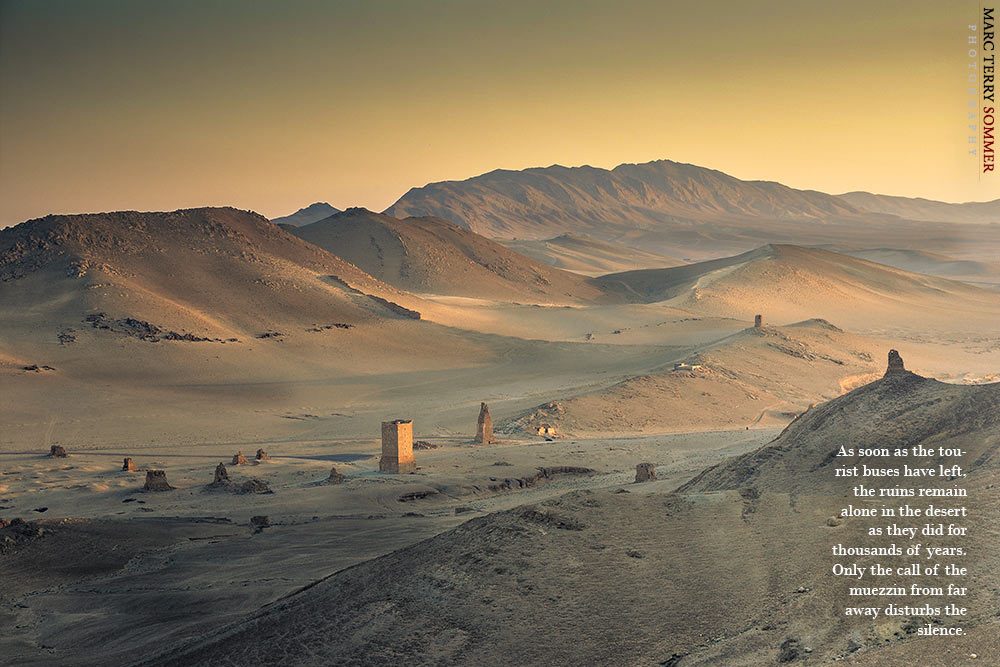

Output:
xmin=232 ymin=451 xmax=249 ymax=465
xmin=122 ymin=457 xmax=137 ymax=472
xmin=255 ymin=448 xmax=270 ymax=461
xmin=213 ymin=462 xmax=229 ymax=484
xmin=328 ymin=466 xmax=345 ymax=484
xmin=49 ymin=445 xmax=67 ymax=458
xmin=754 ymin=314 xmax=762 ymax=328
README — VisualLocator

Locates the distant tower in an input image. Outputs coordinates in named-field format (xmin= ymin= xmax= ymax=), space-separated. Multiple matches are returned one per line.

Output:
xmin=475 ymin=402 xmax=494 ymax=444
xmin=754 ymin=314 xmax=762 ymax=328
xmin=380 ymin=420 xmax=416 ymax=473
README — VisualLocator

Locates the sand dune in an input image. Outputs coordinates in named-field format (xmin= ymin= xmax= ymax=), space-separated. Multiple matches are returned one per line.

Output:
xmin=595 ymin=244 xmax=1000 ymax=333
xmin=290 ymin=208 xmax=613 ymax=303
xmin=501 ymin=233 xmax=682 ymax=275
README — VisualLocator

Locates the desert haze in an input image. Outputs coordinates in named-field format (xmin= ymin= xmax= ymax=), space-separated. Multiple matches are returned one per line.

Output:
xmin=1 ymin=159 xmax=998 ymax=666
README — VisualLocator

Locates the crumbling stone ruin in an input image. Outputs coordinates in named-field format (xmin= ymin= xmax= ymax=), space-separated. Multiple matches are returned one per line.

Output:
xmin=232 ymin=451 xmax=249 ymax=465
xmin=255 ymin=448 xmax=270 ymax=461
xmin=208 ymin=462 xmax=271 ymax=493
xmin=122 ymin=457 xmax=137 ymax=472
xmin=49 ymin=445 xmax=67 ymax=458
xmin=250 ymin=515 xmax=270 ymax=533
xmin=235 ymin=478 xmax=272 ymax=494
xmin=143 ymin=470 xmax=174 ymax=491
xmin=328 ymin=466 xmax=345 ymax=484
xmin=635 ymin=462 xmax=657 ymax=483
xmin=379 ymin=419 xmax=416 ymax=473
xmin=884 ymin=349 xmax=907 ymax=377
xmin=475 ymin=402 xmax=495 ymax=444
xmin=754 ymin=314 xmax=762 ymax=328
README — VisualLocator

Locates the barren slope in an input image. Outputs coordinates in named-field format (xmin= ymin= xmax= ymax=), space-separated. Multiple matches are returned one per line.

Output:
xmin=500 ymin=319 xmax=883 ymax=437
xmin=682 ymin=360 xmax=1000 ymax=496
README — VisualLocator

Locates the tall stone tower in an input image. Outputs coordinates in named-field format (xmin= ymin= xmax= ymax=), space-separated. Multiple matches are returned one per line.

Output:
xmin=379 ymin=419 xmax=416 ymax=473
xmin=475 ymin=402 xmax=494 ymax=444
xmin=884 ymin=349 xmax=906 ymax=377
xmin=754 ymin=314 xmax=762 ymax=328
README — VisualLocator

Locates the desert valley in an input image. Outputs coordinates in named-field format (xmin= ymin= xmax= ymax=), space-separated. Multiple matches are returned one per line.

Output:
xmin=1 ymin=159 xmax=999 ymax=666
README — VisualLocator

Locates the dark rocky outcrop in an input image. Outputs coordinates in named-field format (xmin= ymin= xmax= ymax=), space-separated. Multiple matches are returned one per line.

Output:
xmin=49 ymin=445 xmax=67 ymax=458
xmin=232 ymin=451 xmax=249 ymax=465
xmin=487 ymin=466 xmax=595 ymax=492
xmin=122 ymin=457 xmax=137 ymax=472
xmin=255 ymin=449 xmax=270 ymax=461
xmin=328 ymin=466 xmax=345 ymax=484
xmin=250 ymin=515 xmax=270 ymax=534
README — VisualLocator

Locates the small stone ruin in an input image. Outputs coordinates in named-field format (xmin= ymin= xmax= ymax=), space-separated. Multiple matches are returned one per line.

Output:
xmin=213 ymin=462 xmax=229 ymax=484
xmin=122 ymin=457 xmax=137 ymax=472
xmin=255 ymin=448 xmax=270 ymax=461
xmin=635 ymin=462 xmax=657 ymax=483
xmin=328 ymin=466 xmax=345 ymax=484
xmin=884 ymin=349 xmax=907 ymax=377
xmin=49 ymin=445 xmax=67 ymax=458
xmin=208 ymin=461 xmax=271 ymax=494
xmin=754 ymin=314 xmax=762 ymax=328
xmin=143 ymin=470 xmax=174 ymax=492
xmin=475 ymin=402 xmax=495 ymax=444
xmin=379 ymin=419 xmax=416 ymax=473
xmin=232 ymin=451 xmax=249 ymax=465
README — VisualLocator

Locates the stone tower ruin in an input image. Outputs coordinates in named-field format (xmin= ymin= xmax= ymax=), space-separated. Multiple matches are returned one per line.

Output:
xmin=754 ymin=314 xmax=762 ymax=328
xmin=475 ymin=402 xmax=494 ymax=444
xmin=379 ymin=419 xmax=416 ymax=473
xmin=884 ymin=349 xmax=906 ymax=377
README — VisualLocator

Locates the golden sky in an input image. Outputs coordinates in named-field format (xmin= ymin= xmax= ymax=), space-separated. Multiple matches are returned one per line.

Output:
xmin=0 ymin=0 xmax=995 ymax=226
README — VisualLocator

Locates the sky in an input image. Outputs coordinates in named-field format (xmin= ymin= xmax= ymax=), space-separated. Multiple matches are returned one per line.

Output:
xmin=1 ymin=0 xmax=996 ymax=226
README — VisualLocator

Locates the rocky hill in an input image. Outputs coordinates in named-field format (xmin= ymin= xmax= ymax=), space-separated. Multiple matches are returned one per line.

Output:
xmin=291 ymin=208 xmax=616 ymax=303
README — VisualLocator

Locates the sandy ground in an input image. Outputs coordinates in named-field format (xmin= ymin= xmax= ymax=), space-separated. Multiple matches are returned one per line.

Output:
xmin=0 ymin=429 xmax=771 ymax=667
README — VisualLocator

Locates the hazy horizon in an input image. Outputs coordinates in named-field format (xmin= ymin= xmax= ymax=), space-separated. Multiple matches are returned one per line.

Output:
xmin=2 ymin=0 xmax=996 ymax=226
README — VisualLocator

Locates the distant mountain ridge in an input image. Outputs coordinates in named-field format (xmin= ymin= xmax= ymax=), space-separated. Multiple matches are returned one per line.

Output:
xmin=383 ymin=159 xmax=865 ymax=239
xmin=836 ymin=191 xmax=1000 ymax=224
xmin=270 ymin=202 xmax=340 ymax=227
